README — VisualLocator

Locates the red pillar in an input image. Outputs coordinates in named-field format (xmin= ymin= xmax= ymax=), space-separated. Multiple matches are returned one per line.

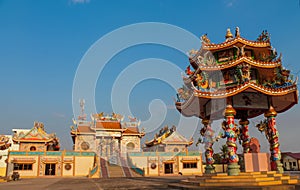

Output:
xmin=264 ymin=106 xmax=283 ymax=173
xmin=239 ymin=119 xmax=250 ymax=153
xmin=223 ymin=105 xmax=240 ymax=176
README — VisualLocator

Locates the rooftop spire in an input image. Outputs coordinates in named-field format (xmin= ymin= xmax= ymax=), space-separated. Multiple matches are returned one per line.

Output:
xmin=225 ymin=28 xmax=233 ymax=41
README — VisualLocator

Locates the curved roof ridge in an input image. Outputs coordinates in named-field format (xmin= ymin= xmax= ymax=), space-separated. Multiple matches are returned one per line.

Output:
xmin=202 ymin=36 xmax=271 ymax=50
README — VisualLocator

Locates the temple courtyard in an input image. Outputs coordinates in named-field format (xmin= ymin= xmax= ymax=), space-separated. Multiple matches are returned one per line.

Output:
xmin=1 ymin=174 xmax=300 ymax=190
xmin=0 ymin=176 xmax=184 ymax=190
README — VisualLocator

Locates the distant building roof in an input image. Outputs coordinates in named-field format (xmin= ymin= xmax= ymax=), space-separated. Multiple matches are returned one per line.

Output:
xmin=282 ymin=152 xmax=300 ymax=160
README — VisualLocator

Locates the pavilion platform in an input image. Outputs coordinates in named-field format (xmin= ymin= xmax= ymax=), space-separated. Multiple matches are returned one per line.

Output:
xmin=168 ymin=171 xmax=300 ymax=189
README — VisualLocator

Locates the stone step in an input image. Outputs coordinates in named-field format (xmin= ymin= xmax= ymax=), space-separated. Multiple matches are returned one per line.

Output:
xmin=211 ymin=174 xmax=269 ymax=179
xmin=281 ymin=179 xmax=299 ymax=185
xmin=198 ymin=180 xmax=283 ymax=187
xmin=204 ymin=177 xmax=276 ymax=183
xmin=170 ymin=183 xmax=297 ymax=190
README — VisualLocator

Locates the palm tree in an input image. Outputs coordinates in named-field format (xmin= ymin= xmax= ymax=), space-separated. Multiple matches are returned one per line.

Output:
xmin=220 ymin=145 xmax=228 ymax=172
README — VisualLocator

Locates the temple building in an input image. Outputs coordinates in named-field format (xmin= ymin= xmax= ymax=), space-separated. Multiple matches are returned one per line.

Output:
xmin=70 ymin=111 xmax=144 ymax=164
xmin=7 ymin=122 xmax=97 ymax=178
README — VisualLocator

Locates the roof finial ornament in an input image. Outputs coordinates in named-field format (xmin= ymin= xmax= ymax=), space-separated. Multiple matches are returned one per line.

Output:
xmin=225 ymin=28 xmax=233 ymax=41
xmin=78 ymin=99 xmax=87 ymax=121
xmin=235 ymin=27 xmax=240 ymax=37
xmin=200 ymin=33 xmax=211 ymax=44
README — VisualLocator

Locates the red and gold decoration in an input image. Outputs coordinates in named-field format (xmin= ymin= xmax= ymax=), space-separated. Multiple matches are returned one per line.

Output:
xmin=256 ymin=107 xmax=283 ymax=172
xmin=239 ymin=119 xmax=250 ymax=153
xmin=176 ymin=27 xmax=298 ymax=175
xmin=198 ymin=119 xmax=218 ymax=174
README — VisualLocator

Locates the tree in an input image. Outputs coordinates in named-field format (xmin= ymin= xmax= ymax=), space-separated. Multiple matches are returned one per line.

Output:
xmin=220 ymin=145 xmax=228 ymax=173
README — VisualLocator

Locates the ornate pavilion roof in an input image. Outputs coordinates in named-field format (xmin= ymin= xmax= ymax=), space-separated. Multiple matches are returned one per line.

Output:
xmin=70 ymin=113 xmax=144 ymax=137
xmin=13 ymin=122 xmax=60 ymax=145
xmin=176 ymin=27 xmax=298 ymax=120
xmin=145 ymin=126 xmax=193 ymax=147
xmin=0 ymin=135 xmax=11 ymax=150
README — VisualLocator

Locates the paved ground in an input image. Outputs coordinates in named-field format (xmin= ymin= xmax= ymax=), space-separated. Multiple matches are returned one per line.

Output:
xmin=0 ymin=177 xmax=186 ymax=190
xmin=2 ymin=173 xmax=300 ymax=190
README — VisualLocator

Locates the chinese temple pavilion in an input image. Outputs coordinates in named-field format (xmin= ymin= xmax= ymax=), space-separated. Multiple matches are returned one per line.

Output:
xmin=176 ymin=27 xmax=298 ymax=175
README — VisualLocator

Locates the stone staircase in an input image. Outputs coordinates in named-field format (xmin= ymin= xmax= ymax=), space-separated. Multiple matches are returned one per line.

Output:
xmin=169 ymin=171 xmax=300 ymax=189
xmin=99 ymin=155 xmax=143 ymax=178
xmin=119 ymin=155 xmax=133 ymax=177
xmin=107 ymin=163 xmax=125 ymax=178
xmin=100 ymin=157 xmax=109 ymax=178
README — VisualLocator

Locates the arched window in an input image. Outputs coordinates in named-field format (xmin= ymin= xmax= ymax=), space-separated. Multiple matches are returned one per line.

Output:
xmin=126 ymin=142 xmax=135 ymax=151
xmin=81 ymin=142 xmax=90 ymax=151
xmin=30 ymin=146 xmax=36 ymax=151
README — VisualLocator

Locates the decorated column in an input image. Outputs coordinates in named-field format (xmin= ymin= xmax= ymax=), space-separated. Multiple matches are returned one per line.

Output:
xmin=200 ymin=118 xmax=216 ymax=174
xmin=264 ymin=106 xmax=283 ymax=173
xmin=223 ymin=105 xmax=240 ymax=176
xmin=239 ymin=119 xmax=250 ymax=153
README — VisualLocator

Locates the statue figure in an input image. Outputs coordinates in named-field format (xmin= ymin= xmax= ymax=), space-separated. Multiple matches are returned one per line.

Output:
xmin=201 ymin=34 xmax=211 ymax=44
xmin=197 ymin=119 xmax=219 ymax=173
xmin=257 ymin=30 xmax=270 ymax=42
xmin=240 ymin=45 xmax=246 ymax=57
xmin=189 ymin=49 xmax=198 ymax=57
xmin=220 ymin=120 xmax=240 ymax=164
xmin=195 ymin=72 xmax=209 ymax=90
xmin=236 ymin=64 xmax=251 ymax=84
xmin=249 ymin=137 xmax=260 ymax=153
xmin=233 ymin=46 xmax=240 ymax=57
xmin=235 ymin=27 xmax=240 ymax=37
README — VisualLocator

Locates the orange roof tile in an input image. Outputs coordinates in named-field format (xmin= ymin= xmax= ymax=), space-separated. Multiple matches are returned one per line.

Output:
xmin=96 ymin=121 xmax=122 ymax=130
xmin=77 ymin=126 xmax=95 ymax=133
xmin=123 ymin=127 xmax=140 ymax=134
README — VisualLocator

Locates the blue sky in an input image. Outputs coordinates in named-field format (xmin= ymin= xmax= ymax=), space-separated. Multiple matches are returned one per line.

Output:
xmin=0 ymin=0 xmax=300 ymax=152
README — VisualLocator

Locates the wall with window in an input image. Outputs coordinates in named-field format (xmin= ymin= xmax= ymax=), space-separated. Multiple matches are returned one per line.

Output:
xmin=19 ymin=143 xmax=46 ymax=152
xmin=121 ymin=136 xmax=141 ymax=153
xmin=7 ymin=151 xmax=96 ymax=178
xmin=8 ymin=155 xmax=38 ymax=177
xmin=128 ymin=151 xmax=203 ymax=176
xmin=178 ymin=155 xmax=202 ymax=175
xmin=282 ymin=155 xmax=299 ymax=171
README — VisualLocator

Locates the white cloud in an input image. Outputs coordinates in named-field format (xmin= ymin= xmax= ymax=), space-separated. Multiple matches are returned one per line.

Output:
xmin=70 ymin=0 xmax=90 ymax=4
xmin=53 ymin=112 xmax=66 ymax=118
xmin=225 ymin=0 xmax=236 ymax=7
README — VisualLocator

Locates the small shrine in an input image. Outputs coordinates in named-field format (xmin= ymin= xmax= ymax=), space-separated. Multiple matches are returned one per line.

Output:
xmin=12 ymin=121 xmax=60 ymax=151
xmin=176 ymin=27 xmax=298 ymax=176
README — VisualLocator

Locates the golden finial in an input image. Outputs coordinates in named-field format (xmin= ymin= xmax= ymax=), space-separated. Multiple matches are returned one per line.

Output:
xmin=239 ymin=119 xmax=249 ymax=125
xmin=202 ymin=118 xmax=211 ymax=126
xmin=264 ymin=106 xmax=277 ymax=117
xmin=223 ymin=105 xmax=236 ymax=116
xmin=225 ymin=28 xmax=233 ymax=40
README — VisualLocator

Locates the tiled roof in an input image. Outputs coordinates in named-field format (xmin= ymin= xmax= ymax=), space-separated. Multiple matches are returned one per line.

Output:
xmin=13 ymin=126 xmax=53 ymax=142
xmin=76 ymin=126 xmax=95 ymax=133
xmin=95 ymin=121 xmax=122 ymax=129
xmin=283 ymin=152 xmax=300 ymax=160
xmin=123 ymin=127 xmax=140 ymax=134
